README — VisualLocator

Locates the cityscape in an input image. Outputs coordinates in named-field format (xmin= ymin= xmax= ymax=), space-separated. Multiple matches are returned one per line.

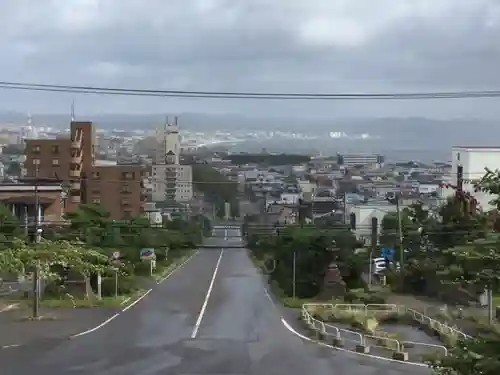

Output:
xmin=1 ymin=1 xmax=500 ymax=374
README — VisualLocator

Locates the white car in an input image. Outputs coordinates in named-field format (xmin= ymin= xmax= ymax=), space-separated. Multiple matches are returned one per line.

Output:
xmin=372 ymin=257 xmax=400 ymax=274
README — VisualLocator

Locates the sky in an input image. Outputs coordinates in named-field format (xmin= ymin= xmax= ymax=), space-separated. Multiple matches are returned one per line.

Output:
xmin=1 ymin=0 xmax=500 ymax=118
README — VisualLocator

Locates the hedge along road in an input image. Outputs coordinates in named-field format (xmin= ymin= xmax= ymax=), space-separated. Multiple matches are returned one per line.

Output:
xmin=0 ymin=230 xmax=431 ymax=375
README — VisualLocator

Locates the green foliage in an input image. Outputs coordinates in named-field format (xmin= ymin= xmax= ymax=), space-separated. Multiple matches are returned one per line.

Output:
xmin=0 ymin=203 xmax=22 ymax=240
xmin=224 ymin=153 xmax=310 ymax=166
xmin=249 ymin=226 xmax=363 ymax=298
xmin=429 ymin=336 xmax=500 ymax=375
xmin=379 ymin=198 xmax=490 ymax=294
xmin=344 ymin=288 xmax=388 ymax=304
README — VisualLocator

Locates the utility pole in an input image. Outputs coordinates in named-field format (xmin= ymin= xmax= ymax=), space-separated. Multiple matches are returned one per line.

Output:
xmin=368 ymin=216 xmax=378 ymax=288
xmin=32 ymin=175 xmax=41 ymax=318
xmin=396 ymin=194 xmax=404 ymax=289
xmin=342 ymin=193 xmax=347 ymax=225
xmin=292 ymin=250 xmax=297 ymax=299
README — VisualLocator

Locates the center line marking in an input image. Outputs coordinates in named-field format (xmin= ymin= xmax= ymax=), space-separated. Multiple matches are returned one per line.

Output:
xmin=191 ymin=248 xmax=224 ymax=339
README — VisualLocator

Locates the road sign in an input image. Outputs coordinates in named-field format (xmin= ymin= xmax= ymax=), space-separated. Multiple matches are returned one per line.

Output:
xmin=140 ymin=248 xmax=155 ymax=260
xmin=381 ymin=247 xmax=395 ymax=261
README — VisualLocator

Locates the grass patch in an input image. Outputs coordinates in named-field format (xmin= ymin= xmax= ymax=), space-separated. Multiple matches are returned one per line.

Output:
xmin=152 ymin=249 xmax=196 ymax=281
xmin=6 ymin=289 xmax=146 ymax=309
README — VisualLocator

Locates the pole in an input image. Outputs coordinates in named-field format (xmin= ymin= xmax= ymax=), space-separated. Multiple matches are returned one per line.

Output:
xmin=292 ymin=250 xmax=296 ymax=299
xmin=368 ymin=250 xmax=373 ymax=288
xmin=488 ymin=287 xmax=494 ymax=324
xmin=369 ymin=216 xmax=378 ymax=289
xmin=343 ymin=193 xmax=347 ymax=225
xmin=396 ymin=195 xmax=404 ymax=289
xmin=115 ymin=270 xmax=118 ymax=297
xmin=32 ymin=178 xmax=41 ymax=318
xmin=97 ymin=272 xmax=102 ymax=300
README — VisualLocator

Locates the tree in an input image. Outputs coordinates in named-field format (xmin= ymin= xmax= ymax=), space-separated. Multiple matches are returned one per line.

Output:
xmin=0 ymin=203 xmax=22 ymax=239
xmin=426 ymin=168 xmax=500 ymax=374
xmin=5 ymin=161 xmax=22 ymax=176
xmin=430 ymin=336 xmax=500 ymax=375
xmin=0 ymin=238 xmax=111 ymax=303
xmin=249 ymin=226 xmax=362 ymax=298
xmin=225 ymin=153 xmax=310 ymax=166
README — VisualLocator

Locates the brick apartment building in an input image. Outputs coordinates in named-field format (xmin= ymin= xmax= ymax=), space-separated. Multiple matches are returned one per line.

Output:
xmin=24 ymin=121 xmax=146 ymax=219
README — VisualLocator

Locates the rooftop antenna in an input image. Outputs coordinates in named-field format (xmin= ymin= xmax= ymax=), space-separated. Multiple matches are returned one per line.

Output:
xmin=174 ymin=116 xmax=178 ymax=127
xmin=71 ymin=99 xmax=75 ymax=121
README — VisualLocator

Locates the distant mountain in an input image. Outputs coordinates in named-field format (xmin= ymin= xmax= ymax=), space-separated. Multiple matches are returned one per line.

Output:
xmin=0 ymin=111 xmax=496 ymax=162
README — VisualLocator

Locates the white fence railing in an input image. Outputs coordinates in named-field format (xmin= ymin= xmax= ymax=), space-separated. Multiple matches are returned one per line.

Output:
xmin=302 ymin=303 xmax=456 ymax=360
xmin=406 ymin=308 xmax=472 ymax=340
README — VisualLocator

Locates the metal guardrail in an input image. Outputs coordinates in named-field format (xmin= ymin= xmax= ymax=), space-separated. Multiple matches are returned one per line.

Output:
xmin=406 ymin=308 xmax=472 ymax=340
xmin=302 ymin=303 xmax=453 ymax=360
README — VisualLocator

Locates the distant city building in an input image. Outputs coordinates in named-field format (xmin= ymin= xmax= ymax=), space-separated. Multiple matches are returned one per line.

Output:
xmin=438 ymin=146 xmax=500 ymax=211
xmin=152 ymin=117 xmax=193 ymax=204
xmin=24 ymin=121 xmax=146 ymax=219
xmin=0 ymin=179 xmax=65 ymax=224
xmin=337 ymin=153 xmax=384 ymax=168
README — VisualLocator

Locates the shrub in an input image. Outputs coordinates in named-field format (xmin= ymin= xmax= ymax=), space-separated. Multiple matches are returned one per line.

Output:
xmin=101 ymin=275 xmax=141 ymax=296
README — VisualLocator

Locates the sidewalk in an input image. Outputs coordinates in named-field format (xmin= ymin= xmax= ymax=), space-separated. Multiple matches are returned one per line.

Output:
xmin=0 ymin=305 xmax=119 ymax=347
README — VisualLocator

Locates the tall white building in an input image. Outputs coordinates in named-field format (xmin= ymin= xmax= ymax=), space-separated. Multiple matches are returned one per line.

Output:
xmin=152 ymin=117 xmax=193 ymax=203
xmin=438 ymin=146 xmax=500 ymax=211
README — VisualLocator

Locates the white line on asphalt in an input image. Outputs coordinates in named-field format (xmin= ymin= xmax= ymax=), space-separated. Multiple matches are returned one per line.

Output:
xmin=121 ymin=288 xmax=153 ymax=312
xmin=259 ymin=285 xmax=427 ymax=367
xmin=191 ymin=248 xmax=224 ymax=339
xmin=157 ymin=250 xmax=200 ymax=284
xmin=71 ymin=313 xmax=120 ymax=338
xmin=224 ymin=229 xmax=227 ymax=240
xmin=69 ymin=251 xmax=200 ymax=339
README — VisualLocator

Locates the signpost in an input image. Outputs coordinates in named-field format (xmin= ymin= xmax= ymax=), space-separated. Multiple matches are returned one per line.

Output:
xmin=140 ymin=249 xmax=156 ymax=276
xmin=381 ymin=247 xmax=395 ymax=262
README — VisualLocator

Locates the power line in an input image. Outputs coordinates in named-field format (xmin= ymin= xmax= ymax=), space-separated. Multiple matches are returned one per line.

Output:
xmin=2 ymin=81 xmax=500 ymax=100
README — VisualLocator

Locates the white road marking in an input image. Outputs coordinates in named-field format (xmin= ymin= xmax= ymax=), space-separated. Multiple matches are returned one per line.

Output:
xmin=157 ymin=250 xmax=200 ymax=284
xmin=191 ymin=248 xmax=224 ymax=339
xmin=280 ymin=315 xmax=428 ymax=367
xmin=68 ymin=251 xmax=200 ymax=339
xmin=71 ymin=313 xmax=121 ymax=338
xmin=224 ymin=229 xmax=227 ymax=240
xmin=121 ymin=288 xmax=153 ymax=312
xmin=260 ymin=285 xmax=427 ymax=367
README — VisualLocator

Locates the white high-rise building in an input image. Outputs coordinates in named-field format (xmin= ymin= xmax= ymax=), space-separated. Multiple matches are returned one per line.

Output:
xmin=152 ymin=117 xmax=193 ymax=203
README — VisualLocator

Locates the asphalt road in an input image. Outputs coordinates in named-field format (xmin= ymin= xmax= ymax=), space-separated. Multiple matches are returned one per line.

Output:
xmin=1 ymin=227 xmax=430 ymax=375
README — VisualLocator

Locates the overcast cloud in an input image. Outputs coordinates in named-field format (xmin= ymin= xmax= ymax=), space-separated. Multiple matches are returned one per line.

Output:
xmin=1 ymin=0 xmax=500 ymax=117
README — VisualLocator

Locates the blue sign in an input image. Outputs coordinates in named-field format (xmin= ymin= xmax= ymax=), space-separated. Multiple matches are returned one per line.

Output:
xmin=140 ymin=248 xmax=155 ymax=260
xmin=381 ymin=247 xmax=395 ymax=261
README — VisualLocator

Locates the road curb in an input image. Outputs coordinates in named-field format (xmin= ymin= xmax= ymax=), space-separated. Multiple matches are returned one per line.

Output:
xmin=279 ymin=315 xmax=428 ymax=367
xmin=0 ymin=251 xmax=200 ymax=349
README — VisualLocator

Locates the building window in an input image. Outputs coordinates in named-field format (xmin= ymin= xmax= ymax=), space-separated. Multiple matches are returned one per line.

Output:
xmin=52 ymin=159 xmax=60 ymax=166
xmin=92 ymin=199 xmax=101 ymax=204
xmin=92 ymin=171 xmax=100 ymax=179
xmin=32 ymin=145 xmax=40 ymax=153
xmin=121 ymin=172 xmax=135 ymax=180
xmin=32 ymin=159 xmax=40 ymax=165
xmin=122 ymin=210 xmax=132 ymax=218
xmin=121 ymin=183 xmax=131 ymax=193
xmin=52 ymin=145 xmax=60 ymax=154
